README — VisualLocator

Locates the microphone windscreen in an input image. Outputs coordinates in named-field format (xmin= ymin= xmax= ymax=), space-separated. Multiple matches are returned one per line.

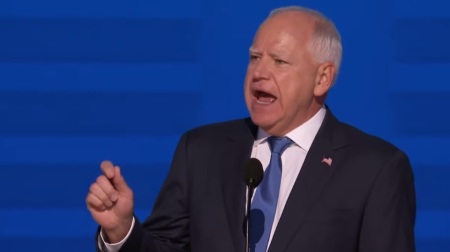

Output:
xmin=244 ymin=158 xmax=264 ymax=187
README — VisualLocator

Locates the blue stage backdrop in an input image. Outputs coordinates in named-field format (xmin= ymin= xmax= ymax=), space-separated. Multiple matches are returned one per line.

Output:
xmin=0 ymin=0 xmax=449 ymax=251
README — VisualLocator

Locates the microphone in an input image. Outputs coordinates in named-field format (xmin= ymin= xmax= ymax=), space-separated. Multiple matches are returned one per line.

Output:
xmin=243 ymin=158 xmax=263 ymax=252
xmin=244 ymin=158 xmax=264 ymax=188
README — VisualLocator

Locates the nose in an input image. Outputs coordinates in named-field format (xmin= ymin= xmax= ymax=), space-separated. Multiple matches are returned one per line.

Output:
xmin=252 ymin=59 xmax=270 ymax=80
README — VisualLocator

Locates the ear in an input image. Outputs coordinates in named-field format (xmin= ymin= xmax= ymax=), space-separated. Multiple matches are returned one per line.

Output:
xmin=314 ymin=62 xmax=335 ymax=97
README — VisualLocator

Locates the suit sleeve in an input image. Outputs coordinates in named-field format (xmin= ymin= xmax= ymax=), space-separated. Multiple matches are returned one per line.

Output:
xmin=359 ymin=150 xmax=416 ymax=252
xmin=115 ymin=132 xmax=192 ymax=252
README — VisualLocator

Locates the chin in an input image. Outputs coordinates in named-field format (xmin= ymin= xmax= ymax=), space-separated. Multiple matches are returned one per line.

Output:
xmin=250 ymin=114 xmax=275 ymax=129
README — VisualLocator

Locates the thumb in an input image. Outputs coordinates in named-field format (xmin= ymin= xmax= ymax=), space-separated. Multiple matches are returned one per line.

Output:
xmin=111 ymin=166 xmax=130 ymax=193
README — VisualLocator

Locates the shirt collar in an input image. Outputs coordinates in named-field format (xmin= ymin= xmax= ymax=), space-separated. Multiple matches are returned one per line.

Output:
xmin=254 ymin=106 xmax=327 ymax=152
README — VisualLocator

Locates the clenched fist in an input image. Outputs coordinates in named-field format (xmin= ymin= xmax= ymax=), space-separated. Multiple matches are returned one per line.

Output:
xmin=86 ymin=160 xmax=134 ymax=243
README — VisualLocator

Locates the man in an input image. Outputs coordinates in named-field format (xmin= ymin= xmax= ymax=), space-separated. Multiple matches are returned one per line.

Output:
xmin=86 ymin=6 xmax=416 ymax=252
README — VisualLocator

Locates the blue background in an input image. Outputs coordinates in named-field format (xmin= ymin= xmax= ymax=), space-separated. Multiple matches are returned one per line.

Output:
xmin=0 ymin=0 xmax=449 ymax=251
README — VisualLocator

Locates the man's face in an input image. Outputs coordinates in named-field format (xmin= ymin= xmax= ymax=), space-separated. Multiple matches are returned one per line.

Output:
xmin=244 ymin=12 xmax=321 ymax=136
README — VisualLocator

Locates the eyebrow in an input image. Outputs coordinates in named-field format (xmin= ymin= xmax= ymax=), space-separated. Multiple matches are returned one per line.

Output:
xmin=249 ymin=47 xmax=261 ymax=54
xmin=249 ymin=47 xmax=288 ymax=58
xmin=269 ymin=51 xmax=288 ymax=59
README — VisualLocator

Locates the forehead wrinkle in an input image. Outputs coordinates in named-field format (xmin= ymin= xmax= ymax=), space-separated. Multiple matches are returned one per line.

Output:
xmin=270 ymin=38 xmax=297 ymax=59
xmin=251 ymin=34 xmax=294 ymax=55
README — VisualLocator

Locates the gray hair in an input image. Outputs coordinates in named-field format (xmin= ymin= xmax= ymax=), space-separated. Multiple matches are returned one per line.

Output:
xmin=269 ymin=6 xmax=343 ymax=81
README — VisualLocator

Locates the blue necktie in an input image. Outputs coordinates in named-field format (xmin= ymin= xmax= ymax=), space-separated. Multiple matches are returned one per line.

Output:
xmin=249 ymin=136 xmax=292 ymax=252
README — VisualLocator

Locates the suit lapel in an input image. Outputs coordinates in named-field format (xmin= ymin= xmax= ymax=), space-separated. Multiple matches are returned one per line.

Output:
xmin=268 ymin=110 xmax=348 ymax=252
xmin=220 ymin=118 xmax=258 ymax=252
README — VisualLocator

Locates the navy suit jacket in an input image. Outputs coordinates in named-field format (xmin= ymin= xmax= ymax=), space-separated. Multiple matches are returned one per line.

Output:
xmin=100 ymin=109 xmax=416 ymax=252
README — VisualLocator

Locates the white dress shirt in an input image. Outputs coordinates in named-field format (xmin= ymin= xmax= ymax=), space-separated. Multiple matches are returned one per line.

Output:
xmin=100 ymin=107 xmax=326 ymax=251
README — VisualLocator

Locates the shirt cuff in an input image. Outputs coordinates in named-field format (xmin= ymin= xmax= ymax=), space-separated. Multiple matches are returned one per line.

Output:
xmin=98 ymin=217 xmax=136 ymax=252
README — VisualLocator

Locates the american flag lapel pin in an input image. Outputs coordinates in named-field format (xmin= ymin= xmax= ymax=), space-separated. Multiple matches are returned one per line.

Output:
xmin=322 ymin=156 xmax=332 ymax=167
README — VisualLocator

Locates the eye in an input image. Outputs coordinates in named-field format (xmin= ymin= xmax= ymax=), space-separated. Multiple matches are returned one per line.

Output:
xmin=250 ymin=54 xmax=261 ymax=61
xmin=274 ymin=59 xmax=287 ymax=65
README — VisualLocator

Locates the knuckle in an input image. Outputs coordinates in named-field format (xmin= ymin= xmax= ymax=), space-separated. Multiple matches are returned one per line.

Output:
xmin=96 ymin=176 xmax=110 ymax=187
xmin=86 ymin=194 xmax=99 ymax=206
xmin=85 ymin=194 xmax=92 ymax=203
xmin=89 ymin=183 xmax=97 ymax=192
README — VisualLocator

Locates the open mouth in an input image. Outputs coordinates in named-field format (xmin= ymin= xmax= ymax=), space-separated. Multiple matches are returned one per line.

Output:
xmin=254 ymin=90 xmax=276 ymax=105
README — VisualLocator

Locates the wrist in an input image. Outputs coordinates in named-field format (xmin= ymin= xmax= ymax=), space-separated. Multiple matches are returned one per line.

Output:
xmin=103 ymin=217 xmax=133 ymax=243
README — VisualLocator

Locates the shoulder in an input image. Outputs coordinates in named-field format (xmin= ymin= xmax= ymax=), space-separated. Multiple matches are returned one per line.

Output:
xmin=338 ymin=121 xmax=410 ymax=165
xmin=324 ymin=109 xmax=404 ymax=158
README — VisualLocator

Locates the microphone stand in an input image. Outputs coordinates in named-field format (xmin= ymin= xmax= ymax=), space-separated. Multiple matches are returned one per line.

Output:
xmin=243 ymin=158 xmax=263 ymax=252
xmin=245 ymin=183 xmax=256 ymax=252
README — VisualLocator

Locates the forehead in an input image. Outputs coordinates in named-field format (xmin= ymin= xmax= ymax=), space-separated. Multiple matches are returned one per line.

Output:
xmin=251 ymin=12 xmax=315 ymax=51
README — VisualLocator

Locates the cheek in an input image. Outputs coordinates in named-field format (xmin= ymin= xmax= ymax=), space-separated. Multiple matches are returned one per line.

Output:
xmin=243 ymin=78 xmax=251 ymax=94
xmin=277 ymin=78 xmax=313 ymax=107
xmin=243 ymin=76 xmax=253 ymax=104
xmin=244 ymin=66 xmax=256 ymax=92
xmin=274 ymin=74 xmax=301 ymax=98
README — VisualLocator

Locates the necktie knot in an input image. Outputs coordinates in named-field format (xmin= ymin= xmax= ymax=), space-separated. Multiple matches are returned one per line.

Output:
xmin=268 ymin=136 xmax=292 ymax=155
